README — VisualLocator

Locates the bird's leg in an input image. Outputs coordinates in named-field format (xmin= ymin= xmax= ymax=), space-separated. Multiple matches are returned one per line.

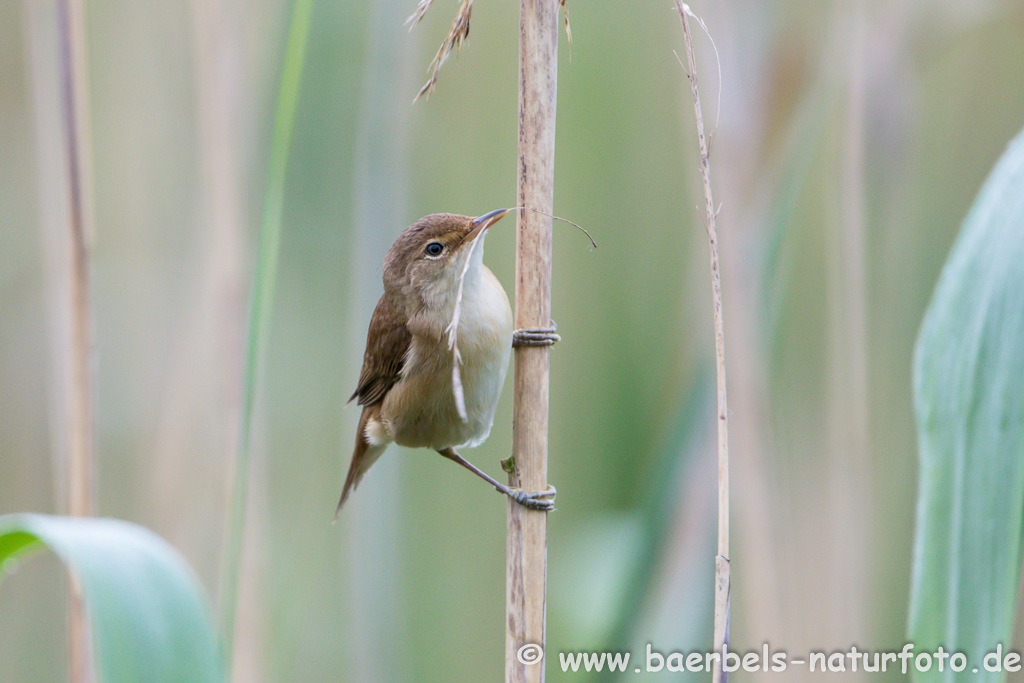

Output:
xmin=512 ymin=319 xmax=560 ymax=347
xmin=437 ymin=447 xmax=556 ymax=511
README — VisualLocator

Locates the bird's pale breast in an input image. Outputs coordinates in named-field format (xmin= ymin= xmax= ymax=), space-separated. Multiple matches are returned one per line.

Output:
xmin=380 ymin=265 xmax=512 ymax=450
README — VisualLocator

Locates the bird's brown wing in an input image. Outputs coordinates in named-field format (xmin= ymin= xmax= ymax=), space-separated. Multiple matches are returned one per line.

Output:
xmin=349 ymin=292 xmax=412 ymax=406
xmin=338 ymin=294 xmax=408 ymax=517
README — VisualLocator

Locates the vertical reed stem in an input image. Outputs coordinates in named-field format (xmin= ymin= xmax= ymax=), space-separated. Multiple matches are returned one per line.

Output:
xmin=217 ymin=0 xmax=312 ymax=670
xmin=56 ymin=0 xmax=94 ymax=522
xmin=55 ymin=0 xmax=96 ymax=680
xmin=507 ymin=0 xmax=558 ymax=681
xmin=675 ymin=4 xmax=731 ymax=682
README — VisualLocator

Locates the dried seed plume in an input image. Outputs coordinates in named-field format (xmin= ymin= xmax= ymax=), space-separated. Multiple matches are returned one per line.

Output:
xmin=411 ymin=0 xmax=473 ymax=102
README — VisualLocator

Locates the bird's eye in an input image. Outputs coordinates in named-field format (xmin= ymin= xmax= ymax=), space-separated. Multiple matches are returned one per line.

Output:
xmin=425 ymin=242 xmax=445 ymax=257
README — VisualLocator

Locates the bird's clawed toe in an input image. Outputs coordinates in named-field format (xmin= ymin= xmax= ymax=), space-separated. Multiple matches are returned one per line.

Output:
xmin=507 ymin=484 xmax=557 ymax=511
xmin=512 ymin=321 xmax=560 ymax=347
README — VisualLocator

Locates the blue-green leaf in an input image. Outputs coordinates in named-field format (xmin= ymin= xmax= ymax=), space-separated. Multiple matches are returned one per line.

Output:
xmin=0 ymin=513 xmax=223 ymax=683
xmin=909 ymin=127 xmax=1024 ymax=682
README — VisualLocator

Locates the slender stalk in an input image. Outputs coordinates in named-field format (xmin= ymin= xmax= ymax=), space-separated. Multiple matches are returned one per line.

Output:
xmin=675 ymin=4 xmax=730 ymax=682
xmin=826 ymin=0 xmax=869 ymax=642
xmin=186 ymin=0 xmax=252 ymax=677
xmin=56 ymin=0 xmax=96 ymax=680
xmin=56 ymin=0 xmax=95 ymax=523
xmin=507 ymin=0 xmax=558 ymax=681
xmin=217 ymin=0 xmax=313 ymax=669
xmin=344 ymin=0 xmax=417 ymax=679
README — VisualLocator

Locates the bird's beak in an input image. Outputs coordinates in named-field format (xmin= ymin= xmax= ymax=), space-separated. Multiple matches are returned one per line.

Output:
xmin=463 ymin=208 xmax=510 ymax=246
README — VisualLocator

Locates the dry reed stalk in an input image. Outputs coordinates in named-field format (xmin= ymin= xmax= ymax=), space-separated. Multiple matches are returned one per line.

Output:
xmin=149 ymin=0 xmax=246 ymax=557
xmin=184 ymin=0 xmax=253 ymax=678
xmin=507 ymin=0 xmax=558 ymax=681
xmin=675 ymin=4 xmax=731 ymax=682
xmin=54 ymin=0 xmax=97 ymax=680
xmin=56 ymin=0 xmax=94 ymax=521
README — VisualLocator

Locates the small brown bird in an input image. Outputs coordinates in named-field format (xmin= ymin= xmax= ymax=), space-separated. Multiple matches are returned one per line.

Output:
xmin=336 ymin=210 xmax=557 ymax=516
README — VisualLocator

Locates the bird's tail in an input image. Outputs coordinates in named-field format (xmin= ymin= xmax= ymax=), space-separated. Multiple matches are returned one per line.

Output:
xmin=335 ymin=407 xmax=388 ymax=519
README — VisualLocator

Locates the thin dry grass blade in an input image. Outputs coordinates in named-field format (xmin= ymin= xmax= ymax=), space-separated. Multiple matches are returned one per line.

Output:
xmin=414 ymin=0 xmax=472 ymax=101
xmin=406 ymin=0 xmax=435 ymax=29
xmin=674 ymin=3 xmax=731 ymax=682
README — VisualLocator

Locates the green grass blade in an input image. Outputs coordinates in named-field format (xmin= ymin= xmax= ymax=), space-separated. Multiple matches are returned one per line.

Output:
xmin=217 ymin=0 xmax=314 ymax=664
xmin=0 ymin=513 xmax=223 ymax=683
xmin=909 ymin=126 xmax=1024 ymax=682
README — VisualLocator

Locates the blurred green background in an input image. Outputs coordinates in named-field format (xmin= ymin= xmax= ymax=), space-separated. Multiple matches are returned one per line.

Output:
xmin=2 ymin=0 xmax=1023 ymax=681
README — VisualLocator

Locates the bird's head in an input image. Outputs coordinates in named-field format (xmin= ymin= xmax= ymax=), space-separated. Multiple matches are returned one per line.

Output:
xmin=383 ymin=209 xmax=508 ymax=307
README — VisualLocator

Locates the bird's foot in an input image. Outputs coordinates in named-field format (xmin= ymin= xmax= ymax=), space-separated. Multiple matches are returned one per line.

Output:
xmin=505 ymin=484 xmax=557 ymax=511
xmin=513 ymin=321 xmax=560 ymax=347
